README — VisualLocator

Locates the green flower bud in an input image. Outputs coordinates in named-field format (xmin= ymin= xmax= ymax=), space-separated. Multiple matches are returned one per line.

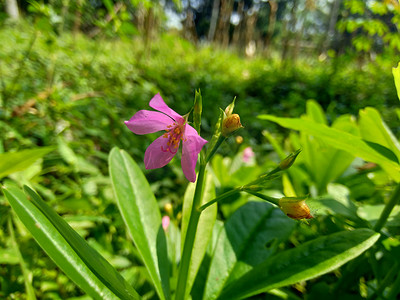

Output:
xmin=279 ymin=149 xmax=301 ymax=170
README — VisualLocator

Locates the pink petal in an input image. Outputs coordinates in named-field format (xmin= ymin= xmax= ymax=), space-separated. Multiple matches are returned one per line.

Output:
xmin=125 ymin=110 xmax=173 ymax=134
xmin=149 ymin=93 xmax=184 ymax=124
xmin=162 ymin=216 xmax=170 ymax=231
xmin=181 ymin=125 xmax=208 ymax=182
xmin=144 ymin=134 xmax=178 ymax=169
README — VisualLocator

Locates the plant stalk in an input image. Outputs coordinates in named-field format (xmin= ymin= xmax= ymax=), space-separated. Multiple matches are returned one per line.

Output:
xmin=175 ymin=163 xmax=206 ymax=300
xmin=199 ymin=188 xmax=242 ymax=211
xmin=205 ymin=136 xmax=226 ymax=163
xmin=373 ymin=184 xmax=400 ymax=232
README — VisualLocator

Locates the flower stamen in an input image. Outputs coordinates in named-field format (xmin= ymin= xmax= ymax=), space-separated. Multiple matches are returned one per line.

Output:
xmin=161 ymin=122 xmax=186 ymax=153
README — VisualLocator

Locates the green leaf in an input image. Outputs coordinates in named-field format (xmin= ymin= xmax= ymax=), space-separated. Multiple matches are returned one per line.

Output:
xmin=23 ymin=186 xmax=139 ymax=300
xmin=364 ymin=141 xmax=399 ymax=164
xmin=181 ymin=173 xmax=217 ymax=297
xmin=0 ymin=147 xmax=54 ymax=179
xmin=359 ymin=107 xmax=400 ymax=162
xmin=109 ymin=147 xmax=170 ymax=300
xmin=258 ymin=115 xmax=400 ymax=182
xmin=393 ymin=62 xmax=400 ymax=101
xmin=203 ymin=201 xmax=295 ymax=300
xmin=305 ymin=100 xmax=327 ymax=125
xmin=218 ymin=229 xmax=380 ymax=300
xmin=0 ymin=248 xmax=19 ymax=264
xmin=2 ymin=187 xmax=120 ymax=300
xmin=299 ymin=113 xmax=357 ymax=193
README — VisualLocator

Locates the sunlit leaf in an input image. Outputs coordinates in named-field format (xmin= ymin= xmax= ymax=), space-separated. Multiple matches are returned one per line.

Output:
xmin=2 ymin=186 xmax=121 ymax=300
xmin=0 ymin=147 xmax=54 ymax=180
xmin=218 ymin=229 xmax=379 ymax=299
xmin=109 ymin=147 xmax=170 ymax=300
xmin=203 ymin=201 xmax=295 ymax=300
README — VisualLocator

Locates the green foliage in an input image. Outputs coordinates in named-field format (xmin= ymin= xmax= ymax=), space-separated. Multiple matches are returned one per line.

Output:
xmin=109 ymin=148 xmax=170 ymax=300
xmin=1 ymin=20 xmax=400 ymax=299
xmin=339 ymin=0 xmax=400 ymax=52
xmin=2 ymin=186 xmax=122 ymax=300
xmin=203 ymin=202 xmax=296 ymax=300
xmin=218 ymin=229 xmax=380 ymax=299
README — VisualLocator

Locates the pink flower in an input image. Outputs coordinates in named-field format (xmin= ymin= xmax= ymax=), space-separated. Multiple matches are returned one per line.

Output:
xmin=242 ymin=147 xmax=255 ymax=163
xmin=162 ymin=216 xmax=170 ymax=231
xmin=125 ymin=93 xmax=208 ymax=182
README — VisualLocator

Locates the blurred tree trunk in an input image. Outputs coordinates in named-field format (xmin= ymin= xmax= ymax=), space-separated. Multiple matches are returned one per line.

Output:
xmin=281 ymin=0 xmax=298 ymax=62
xmin=244 ymin=9 xmax=258 ymax=56
xmin=263 ymin=0 xmax=277 ymax=55
xmin=208 ymin=0 xmax=220 ymax=41
xmin=215 ymin=0 xmax=234 ymax=47
xmin=144 ymin=6 xmax=155 ymax=47
xmin=232 ymin=0 xmax=244 ymax=46
xmin=322 ymin=0 xmax=342 ymax=53
xmin=183 ymin=5 xmax=198 ymax=44
xmin=5 ymin=0 xmax=19 ymax=19
xmin=292 ymin=24 xmax=304 ymax=62
xmin=73 ymin=0 xmax=83 ymax=35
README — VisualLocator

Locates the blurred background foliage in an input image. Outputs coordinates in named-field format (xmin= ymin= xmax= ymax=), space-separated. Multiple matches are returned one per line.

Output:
xmin=1 ymin=0 xmax=400 ymax=299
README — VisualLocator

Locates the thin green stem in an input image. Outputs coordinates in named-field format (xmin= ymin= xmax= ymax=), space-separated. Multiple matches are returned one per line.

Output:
xmin=243 ymin=190 xmax=280 ymax=206
xmin=198 ymin=188 xmax=242 ymax=211
xmin=367 ymin=261 xmax=399 ymax=300
xmin=205 ymin=136 xmax=226 ymax=163
xmin=373 ymin=184 xmax=400 ymax=232
xmin=175 ymin=163 xmax=206 ymax=300
xmin=387 ymin=267 xmax=400 ymax=300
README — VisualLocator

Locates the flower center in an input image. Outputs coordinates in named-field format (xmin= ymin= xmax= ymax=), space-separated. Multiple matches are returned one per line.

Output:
xmin=161 ymin=122 xmax=186 ymax=154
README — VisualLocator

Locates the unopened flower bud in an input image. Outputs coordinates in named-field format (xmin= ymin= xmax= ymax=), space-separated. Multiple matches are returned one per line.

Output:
xmin=279 ymin=197 xmax=313 ymax=220
xmin=222 ymin=114 xmax=243 ymax=137
xmin=224 ymin=99 xmax=236 ymax=116
xmin=162 ymin=215 xmax=170 ymax=231
xmin=164 ymin=203 xmax=173 ymax=214
xmin=279 ymin=149 xmax=301 ymax=170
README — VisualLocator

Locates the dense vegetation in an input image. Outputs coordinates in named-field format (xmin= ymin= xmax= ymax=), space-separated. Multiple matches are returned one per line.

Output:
xmin=1 ymin=1 xmax=400 ymax=299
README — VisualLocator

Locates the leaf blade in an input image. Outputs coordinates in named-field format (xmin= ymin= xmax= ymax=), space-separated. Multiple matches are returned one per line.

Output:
xmin=2 ymin=186 xmax=119 ymax=300
xmin=109 ymin=147 xmax=170 ymax=300
xmin=258 ymin=115 xmax=400 ymax=181
xmin=0 ymin=147 xmax=54 ymax=179
xmin=219 ymin=228 xmax=380 ymax=299
xmin=23 ymin=185 xmax=140 ymax=300
xmin=203 ymin=202 xmax=296 ymax=300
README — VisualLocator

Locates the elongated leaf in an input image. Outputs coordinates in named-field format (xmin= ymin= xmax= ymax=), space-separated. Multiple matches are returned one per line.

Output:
xmin=393 ymin=62 xmax=400 ymax=101
xmin=203 ymin=202 xmax=295 ymax=300
xmin=181 ymin=173 xmax=217 ymax=297
xmin=306 ymin=100 xmax=327 ymax=125
xmin=2 ymin=187 xmax=120 ymax=300
xmin=0 ymin=147 xmax=54 ymax=179
xmin=23 ymin=186 xmax=139 ymax=300
xmin=219 ymin=228 xmax=380 ymax=299
xmin=301 ymin=114 xmax=357 ymax=193
xmin=109 ymin=147 xmax=170 ymax=300
xmin=258 ymin=115 xmax=400 ymax=181
xmin=359 ymin=107 xmax=400 ymax=161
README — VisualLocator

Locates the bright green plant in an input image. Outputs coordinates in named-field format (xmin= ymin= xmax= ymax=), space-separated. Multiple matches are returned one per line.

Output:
xmin=257 ymin=62 xmax=400 ymax=298
xmin=2 ymin=89 xmax=384 ymax=299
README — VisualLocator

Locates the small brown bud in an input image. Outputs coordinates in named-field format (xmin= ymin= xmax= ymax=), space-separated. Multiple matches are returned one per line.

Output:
xmin=222 ymin=114 xmax=243 ymax=137
xmin=279 ymin=197 xmax=313 ymax=220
